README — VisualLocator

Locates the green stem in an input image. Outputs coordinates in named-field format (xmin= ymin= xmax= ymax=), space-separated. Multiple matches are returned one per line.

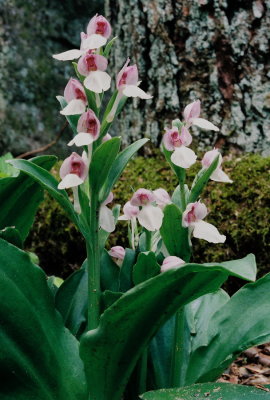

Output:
xmin=178 ymin=171 xmax=186 ymax=212
xmin=170 ymin=308 xmax=186 ymax=387
xmin=87 ymin=197 xmax=101 ymax=330
xmin=138 ymin=348 xmax=148 ymax=395
xmin=145 ymin=229 xmax=152 ymax=252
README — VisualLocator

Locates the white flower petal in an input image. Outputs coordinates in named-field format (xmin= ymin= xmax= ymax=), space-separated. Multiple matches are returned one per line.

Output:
xmin=52 ymin=49 xmax=83 ymax=61
xmin=193 ymin=220 xmax=226 ymax=243
xmin=211 ymin=168 xmax=233 ymax=183
xmin=84 ymin=71 xmax=111 ymax=93
xmin=138 ymin=205 xmax=163 ymax=232
xmin=100 ymin=206 xmax=115 ymax=233
xmin=82 ymin=34 xmax=107 ymax=50
xmin=60 ymin=99 xmax=85 ymax=116
xmin=171 ymin=146 xmax=197 ymax=169
xmin=58 ymin=174 xmax=83 ymax=189
xmin=118 ymin=215 xmax=130 ymax=221
xmin=123 ymin=85 xmax=152 ymax=99
xmin=68 ymin=133 xmax=95 ymax=147
xmin=191 ymin=118 xmax=219 ymax=131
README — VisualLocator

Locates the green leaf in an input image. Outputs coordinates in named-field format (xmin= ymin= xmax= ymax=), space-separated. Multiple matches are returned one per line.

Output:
xmin=188 ymin=155 xmax=220 ymax=203
xmin=56 ymin=95 xmax=80 ymax=135
xmin=140 ymin=383 xmax=270 ymax=400
xmin=90 ymin=137 xmax=121 ymax=195
xmin=171 ymin=184 xmax=189 ymax=209
xmin=0 ymin=227 xmax=23 ymax=248
xmin=0 ymin=155 xmax=56 ymax=241
xmin=0 ymin=152 xmax=18 ymax=177
xmin=101 ymin=138 xmax=149 ymax=201
xmin=55 ymin=261 xmax=88 ymax=338
xmin=162 ymin=146 xmax=185 ymax=183
xmin=84 ymin=88 xmax=99 ymax=115
xmin=102 ymin=290 xmax=123 ymax=309
xmin=101 ymin=250 xmax=120 ymax=292
xmin=7 ymin=157 xmax=87 ymax=237
xmin=119 ymin=248 xmax=137 ymax=292
xmin=0 ymin=238 xmax=87 ymax=400
xmin=160 ymin=203 xmax=191 ymax=262
xmin=103 ymin=36 xmax=118 ymax=58
xmin=185 ymin=272 xmax=270 ymax=384
xmin=133 ymin=252 xmax=160 ymax=285
xmin=80 ymin=259 xmax=252 ymax=400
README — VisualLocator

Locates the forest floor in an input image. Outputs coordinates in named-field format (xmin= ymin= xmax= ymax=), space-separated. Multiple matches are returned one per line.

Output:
xmin=218 ymin=344 xmax=270 ymax=391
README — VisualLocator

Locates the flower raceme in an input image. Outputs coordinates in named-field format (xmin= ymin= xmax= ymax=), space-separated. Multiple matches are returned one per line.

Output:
xmin=106 ymin=58 xmax=152 ymax=122
xmin=182 ymin=201 xmax=226 ymax=244
xmin=163 ymin=126 xmax=197 ymax=169
xmin=183 ymin=100 xmax=219 ymax=131
xmin=52 ymin=14 xmax=112 ymax=61
xmin=77 ymin=52 xmax=111 ymax=93
xmin=68 ymin=110 xmax=100 ymax=147
xmin=202 ymin=148 xmax=233 ymax=183
xmin=58 ymin=78 xmax=87 ymax=116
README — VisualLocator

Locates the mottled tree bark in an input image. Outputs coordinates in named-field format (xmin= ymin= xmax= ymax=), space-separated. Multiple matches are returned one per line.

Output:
xmin=105 ymin=0 xmax=270 ymax=154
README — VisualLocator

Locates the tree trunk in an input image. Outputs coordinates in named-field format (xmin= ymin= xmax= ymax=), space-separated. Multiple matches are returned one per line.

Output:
xmin=105 ymin=0 xmax=270 ymax=155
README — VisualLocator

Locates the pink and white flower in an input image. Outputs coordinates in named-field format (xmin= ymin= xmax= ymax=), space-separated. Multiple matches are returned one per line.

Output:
xmin=100 ymin=192 xmax=115 ymax=233
xmin=52 ymin=15 xmax=111 ymax=61
xmin=153 ymin=188 xmax=172 ymax=209
xmin=58 ymin=78 xmax=87 ymax=116
xmin=184 ymin=100 xmax=219 ymax=131
xmin=77 ymin=52 xmax=111 ymax=93
xmin=160 ymin=256 xmax=185 ymax=272
xmin=106 ymin=58 xmax=152 ymax=122
xmin=68 ymin=110 xmax=100 ymax=147
xmin=163 ymin=127 xmax=197 ymax=168
xmin=58 ymin=152 xmax=88 ymax=190
xmin=182 ymin=201 xmax=226 ymax=243
xmin=201 ymin=148 xmax=233 ymax=183
xmin=129 ymin=189 xmax=164 ymax=231
xmin=108 ymin=246 xmax=125 ymax=266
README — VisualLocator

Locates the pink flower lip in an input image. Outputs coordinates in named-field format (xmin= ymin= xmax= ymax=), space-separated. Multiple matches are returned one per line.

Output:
xmin=60 ymin=152 xmax=88 ymax=180
xmin=182 ymin=201 xmax=208 ymax=227
xmin=87 ymin=14 xmax=112 ymax=38
xmin=130 ymin=189 xmax=155 ymax=206
xmin=64 ymin=78 xmax=87 ymax=104
xmin=77 ymin=110 xmax=100 ymax=139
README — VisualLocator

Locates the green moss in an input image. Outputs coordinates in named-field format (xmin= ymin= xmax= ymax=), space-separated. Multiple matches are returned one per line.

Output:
xmin=26 ymin=153 xmax=270 ymax=283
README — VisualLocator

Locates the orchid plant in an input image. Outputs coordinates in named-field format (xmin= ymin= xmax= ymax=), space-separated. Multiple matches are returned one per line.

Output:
xmin=1 ymin=13 xmax=270 ymax=400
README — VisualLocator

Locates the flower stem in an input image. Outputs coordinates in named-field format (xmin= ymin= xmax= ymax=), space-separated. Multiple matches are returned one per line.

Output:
xmin=87 ymin=197 xmax=101 ymax=330
xmin=145 ymin=229 xmax=152 ymax=252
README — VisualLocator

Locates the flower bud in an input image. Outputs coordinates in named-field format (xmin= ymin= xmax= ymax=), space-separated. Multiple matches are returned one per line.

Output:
xmin=78 ymin=51 xmax=108 ymax=76
xmin=87 ymin=14 xmax=112 ymax=39
xmin=183 ymin=100 xmax=201 ymax=123
xmin=130 ymin=189 xmax=155 ymax=207
xmin=161 ymin=256 xmax=185 ymax=272
xmin=109 ymin=246 xmax=125 ymax=260
xmin=64 ymin=78 xmax=87 ymax=104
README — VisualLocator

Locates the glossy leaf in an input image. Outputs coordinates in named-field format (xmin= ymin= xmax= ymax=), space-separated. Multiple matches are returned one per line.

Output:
xmin=160 ymin=203 xmax=191 ymax=262
xmin=0 ymin=227 xmax=23 ymax=248
xmin=80 ymin=258 xmax=255 ymax=400
xmin=55 ymin=261 xmax=88 ymax=338
xmin=1 ymin=155 xmax=56 ymax=241
xmin=188 ymin=155 xmax=219 ymax=203
xmin=133 ymin=252 xmax=160 ymax=285
xmin=141 ymin=382 xmax=270 ymax=400
xmin=171 ymin=184 xmax=189 ymax=209
xmin=119 ymin=248 xmax=137 ymax=292
xmin=101 ymin=250 xmax=120 ymax=292
xmin=101 ymin=138 xmax=149 ymax=201
xmin=0 ymin=152 xmax=18 ymax=177
xmin=7 ymin=157 xmax=88 ymax=237
xmin=90 ymin=137 xmax=121 ymax=194
xmin=0 ymin=238 xmax=87 ymax=400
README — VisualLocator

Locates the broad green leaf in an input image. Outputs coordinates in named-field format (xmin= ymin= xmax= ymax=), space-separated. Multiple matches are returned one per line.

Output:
xmin=185 ymin=272 xmax=270 ymax=384
xmin=171 ymin=184 xmax=189 ymax=209
xmin=160 ymin=203 xmax=191 ymax=262
xmin=119 ymin=248 xmax=137 ymax=292
xmin=133 ymin=252 xmax=160 ymax=285
xmin=188 ymin=155 xmax=219 ymax=203
xmin=56 ymin=95 xmax=80 ymax=134
xmin=1 ymin=155 xmax=56 ymax=241
xmin=90 ymin=137 xmax=121 ymax=195
xmin=7 ymin=158 xmax=88 ymax=237
xmin=141 ymin=382 xmax=270 ymax=400
xmin=101 ymin=138 xmax=149 ymax=201
xmin=102 ymin=290 xmax=123 ymax=309
xmin=0 ymin=238 xmax=87 ymax=400
xmin=0 ymin=152 xmax=18 ymax=177
xmin=55 ymin=261 xmax=88 ymax=338
xmin=0 ymin=227 xmax=23 ymax=248
xmin=101 ymin=250 xmax=120 ymax=292
xmin=80 ymin=258 xmax=254 ymax=400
